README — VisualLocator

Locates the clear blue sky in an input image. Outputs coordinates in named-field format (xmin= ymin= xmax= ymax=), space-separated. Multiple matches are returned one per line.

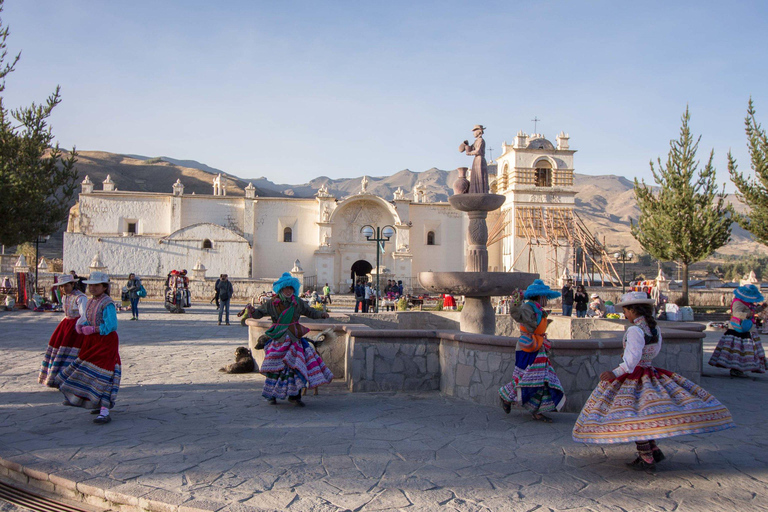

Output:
xmin=2 ymin=0 xmax=767 ymax=187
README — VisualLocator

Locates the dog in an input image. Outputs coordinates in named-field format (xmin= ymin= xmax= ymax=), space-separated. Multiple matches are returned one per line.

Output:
xmin=219 ymin=346 xmax=256 ymax=374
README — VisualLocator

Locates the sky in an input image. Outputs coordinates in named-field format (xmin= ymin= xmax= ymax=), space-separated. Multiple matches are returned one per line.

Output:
xmin=2 ymin=0 xmax=767 ymax=188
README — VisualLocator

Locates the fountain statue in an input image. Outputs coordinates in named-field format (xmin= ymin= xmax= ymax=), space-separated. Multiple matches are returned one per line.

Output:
xmin=418 ymin=125 xmax=537 ymax=334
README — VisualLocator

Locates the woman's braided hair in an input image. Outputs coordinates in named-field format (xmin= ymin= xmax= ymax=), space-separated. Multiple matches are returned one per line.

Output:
xmin=625 ymin=303 xmax=658 ymax=343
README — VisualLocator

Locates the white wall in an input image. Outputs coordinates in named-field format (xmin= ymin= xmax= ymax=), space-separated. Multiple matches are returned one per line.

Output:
xmin=408 ymin=203 xmax=465 ymax=274
xmin=252 ymin=198 xmax=319 ymax=278
xmin=79 ymin=194 xmax=172 ymax=235
xmin=181 ymin=196 xmax=245 ymax=233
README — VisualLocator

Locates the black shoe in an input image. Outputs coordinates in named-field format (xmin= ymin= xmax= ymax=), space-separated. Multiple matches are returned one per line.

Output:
xmin=627 ymin=456 xmax=656 ymax=471
xmin=90 ymin=409 xmax=100 ymax=415
xmin=730 ymin=369 xmax=745 ymax=378
xmin=93 ymin=415 xmax=112 ymax=424
xmin=500 ymin=398 xmax=511 ymax=414
xmin=652 ymin=449 xmax=666 ymax=463
xmin=267 ymin=397 xmax=277 ymax=405
xmin=288 ymin=395 xmax=305 ymax=407
xmin=226 ymin=322 xmax=230 ymax=326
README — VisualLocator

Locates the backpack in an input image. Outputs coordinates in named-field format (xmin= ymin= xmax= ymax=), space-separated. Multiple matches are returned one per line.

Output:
xmin=137 ymin=285 xmax=147 ymax=298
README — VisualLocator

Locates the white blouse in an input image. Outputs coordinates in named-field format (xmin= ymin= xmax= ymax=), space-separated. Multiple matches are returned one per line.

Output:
xmin=612 ymin=319 xmax=662 ymax=377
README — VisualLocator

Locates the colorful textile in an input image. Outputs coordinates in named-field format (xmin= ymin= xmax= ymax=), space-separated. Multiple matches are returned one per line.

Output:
xmin=273 ymin=272 xmax=302 ymax=295
xmin=265 ymin=297 xmax=299 ymax=340
xmin=84 ymin=295 xmax=117 ymax=335
xmin=56 ymin=331 xmax=121 ymax=409
xmin=38 ymin=317 xmax=83 ymax=387
xmin=572 ymin=365 xmax=735 ymax=444
xmin=734 ymin=284 xmax=764 ymax=303
xmin=260 ymin=336 xmax=333 ymax=399
xmin=499 ymin=347 xmax=565 ymax=413
xmin=523 ymin=279 xmax=560 ymax=300
xmin=518 ymin=303 xmax=547 ymax=353
xmin=709 ymin=330 xmax=766 ymax=373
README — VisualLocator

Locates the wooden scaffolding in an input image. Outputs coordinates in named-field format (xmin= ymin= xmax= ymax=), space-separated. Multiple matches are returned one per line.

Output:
xmin=488 ymin=206 xmax=622 ymax=286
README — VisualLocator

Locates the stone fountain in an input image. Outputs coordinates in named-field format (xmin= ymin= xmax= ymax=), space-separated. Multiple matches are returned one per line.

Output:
xmin=418 ymin=126 xmax=537 ymax=334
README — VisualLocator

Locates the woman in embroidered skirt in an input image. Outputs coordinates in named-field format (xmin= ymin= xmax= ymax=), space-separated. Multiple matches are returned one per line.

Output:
xmin=55 ymin=271 xmax=120 ymax=425
xmin=499 ymin=279 xmax=566 ymax=422
xmin=39 ymin=274 xmax=87 ymax=387
xmin=251 ymin=272 xmax=333 ymax=406
xmin=573 ymin=292 xmax=735 ymax=471
xmin=709 ymin=284 xmax=766 ymax=377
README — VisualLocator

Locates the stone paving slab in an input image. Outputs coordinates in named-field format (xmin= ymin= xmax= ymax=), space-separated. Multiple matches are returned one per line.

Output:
xmin=1 ymin=305 xmax=767 ymax=511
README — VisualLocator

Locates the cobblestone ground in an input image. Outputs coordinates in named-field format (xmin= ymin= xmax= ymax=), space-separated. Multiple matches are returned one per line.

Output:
xmin=1 ymin=304 xmax=767 ymax=511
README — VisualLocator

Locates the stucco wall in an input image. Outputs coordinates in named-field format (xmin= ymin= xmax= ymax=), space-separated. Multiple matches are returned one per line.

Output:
xmin=408 ymin=204 xmax=465 ymax=273
xmin=63 ymin=231 xmax=251 ymax=277
xmin=252 ymin=198 xmax=319 ymax=278
xmin=181 ymin=196 xmax=245 ymax=233
xmin=79 ymin=194 xmax=172 ymax=235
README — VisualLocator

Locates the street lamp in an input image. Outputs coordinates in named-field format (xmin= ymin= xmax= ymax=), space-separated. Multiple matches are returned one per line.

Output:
xmin=361 ymin=224 xmax=395 ymax=313
xmin=613 ymin=249 xmax=633 ymax=294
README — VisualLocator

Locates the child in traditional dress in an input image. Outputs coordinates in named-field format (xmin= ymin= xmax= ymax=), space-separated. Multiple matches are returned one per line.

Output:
xmin=499 ymin=279 xmax=566 ymax=422
xmin=573 ymin=292 xmax=735 ymax=470
xmin=251 ymin=272 xmax=334 ymax=406
xmin=709 ymin=284 xmax=766 ymax=377
xmin=55 ymin=272 xmax=121 ymax=425
xmin=39 ymin=274 xmax=87 ymax=387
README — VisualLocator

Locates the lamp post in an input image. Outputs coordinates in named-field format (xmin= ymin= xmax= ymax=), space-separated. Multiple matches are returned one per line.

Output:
xmin=34 ymin=235 xmax=50 ymax=293
xmin=613 ymin=248 xmax=633 ymax=294
xmin=361 ymin=224 xmax=395 ymax=313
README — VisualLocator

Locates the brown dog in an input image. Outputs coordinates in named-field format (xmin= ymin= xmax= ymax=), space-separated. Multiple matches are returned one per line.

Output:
xmin=219 ymin=347 xmax=256 ymax=374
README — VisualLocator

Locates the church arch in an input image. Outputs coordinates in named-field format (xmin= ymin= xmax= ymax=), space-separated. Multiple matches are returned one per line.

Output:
xmin=533 ymin=157 xmax=555 ymax=187
xmin=351 ymin=260 xmax=373 ymax=282
xmin=202 ymin=239 xmax=213 ymax=249
xmin=283 ymin=227 xmax=293 ymax=242
xmin=329 ymin=194 xmax=401 ymax=225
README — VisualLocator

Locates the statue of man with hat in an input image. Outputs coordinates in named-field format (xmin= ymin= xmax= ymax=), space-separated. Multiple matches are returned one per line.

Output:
xmin=460 ymin=125 xmax=489 ymax=194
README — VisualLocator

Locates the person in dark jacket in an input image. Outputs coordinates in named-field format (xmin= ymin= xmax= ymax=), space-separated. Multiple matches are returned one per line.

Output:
xmin=126 ymin=273 xmax=142 ymax=320
xmin=354 ymin=279 xmax=365 ymax=313
xmin=561 ymin=279 xmax=574 ymax=317
xmin=574 ymin=284 xmax=589 ymax=318
xmin=216 ymin=274 xmax=234 ymax=325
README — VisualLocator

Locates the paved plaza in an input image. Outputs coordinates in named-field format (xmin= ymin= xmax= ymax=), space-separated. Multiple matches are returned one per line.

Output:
xmin=1 ymin=304 xmax=767 ymax=511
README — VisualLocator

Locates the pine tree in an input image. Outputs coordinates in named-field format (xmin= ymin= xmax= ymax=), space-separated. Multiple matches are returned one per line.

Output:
xmin=631 ymin=107 xmax=732 ymax=306
xmin=0 ymin=0 xmax=78 ymax=248
xmin=728 ymin=99 xmax=768 ymax=247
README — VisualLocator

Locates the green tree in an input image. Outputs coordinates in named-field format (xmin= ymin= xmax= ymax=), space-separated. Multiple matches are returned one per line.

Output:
xmin=0 ymin=0 xmax=78 ymax=248
xmin=729 ymin=98 xmax=768 ymax=246
xmin=631 ymin=107 xmax=732 ymax=305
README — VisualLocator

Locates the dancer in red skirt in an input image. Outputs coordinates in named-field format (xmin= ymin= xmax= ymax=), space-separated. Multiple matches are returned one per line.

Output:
xmin=56 ymin=272 xmax=120 ymax=425
xmin=39 ymin=274 xmax=87 ymax=387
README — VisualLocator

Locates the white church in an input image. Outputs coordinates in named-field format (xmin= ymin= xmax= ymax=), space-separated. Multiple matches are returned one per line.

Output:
xmin=63 ymin=131 xmax=576 ymax=292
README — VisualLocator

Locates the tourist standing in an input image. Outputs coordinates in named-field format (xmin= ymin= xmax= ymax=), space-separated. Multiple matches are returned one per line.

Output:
xmin=253 ymin=272 xmax=333 ymax=406
xmin=573 ymin=292 xmax=735 ymax=470
xmin=499 ymin=280 xmax=566 ymax=422
xmin=323 ymin=282 xmax=332 ymax=305
xmin=364 ymin=282 xmax=373 ymax=313
xmin=561 ymin=280 xmax=574 ymax=317
xmin=574 ymin=285 xmax=589 ymax=318
xmin=216 ymin=274 xmax=234 ymax=325
xmin=354 ymin=280 xmax=364 ymax=313
xmin=709 ymin=284 xmax=766 ymax=377
xmin=126 ymin=273 xmax=142 ymax=320
xmin=39 ymin=274 xmax=87 ymax=387
xmin=56 ymin=272 xmax=121 ymax=425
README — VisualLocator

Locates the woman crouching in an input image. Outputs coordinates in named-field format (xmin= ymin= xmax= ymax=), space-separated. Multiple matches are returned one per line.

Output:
xmin=251 ymin=272 xmax=333 ymax=406
xmin=55 ymin=272 xmax=121 ymax=425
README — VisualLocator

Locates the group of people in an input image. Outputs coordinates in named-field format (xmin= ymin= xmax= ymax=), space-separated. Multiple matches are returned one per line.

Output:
xmin=560 ymin=280 xmax=612 ymax=318
xmin=353 ymin=278 xmax=404 ymax=313
xmin=499 ymin=279 xmax=739 ymax=471
xmin=164 ymin=270 xmax=190 ymax=314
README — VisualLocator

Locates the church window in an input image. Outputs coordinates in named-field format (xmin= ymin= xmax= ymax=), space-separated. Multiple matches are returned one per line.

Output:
xmin=127 ymin=222 xmax=137 ymax=234
xmin=283 ymin=227 xmax=293 ymax=243
xmin=427 ymin=231 xmax=436 ymax=245
xmin=202 ymin=239 xmax=213 ymax=249
xmin=534 ymin=160 xmax=553 ymax=187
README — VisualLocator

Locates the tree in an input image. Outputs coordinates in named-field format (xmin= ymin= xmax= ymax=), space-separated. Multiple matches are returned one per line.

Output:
xmin=630 ymin=107 xmax=732 ymax=305
xmin=728 ymin=99 xmax=768 ymax=247
xmin=0 ymin=0 xmax=78 ymax=248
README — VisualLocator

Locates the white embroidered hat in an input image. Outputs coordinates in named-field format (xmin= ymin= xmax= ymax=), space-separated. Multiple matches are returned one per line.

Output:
xmin=82 ymin=271 xmax=110 ymax=285
xmin=51 ymin=274 xmax=77 ymax=287
xmin=615 ymin=291 xmax=655 ymax=307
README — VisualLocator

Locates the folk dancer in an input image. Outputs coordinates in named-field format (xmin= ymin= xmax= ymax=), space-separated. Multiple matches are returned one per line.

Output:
xmin=499 ymin=279 xmax=566 ymax=422
xmin=38 ymin=274 xmax=87 ymax=387
xmin=708 ymin=284 xmax=766 ymax=377
xmin=573 ymin=292 xmax=735 ymax=471
xmin=252 ymin=272 xmax=334 ymax=406
xmin=55 ymin=272 xmax=121 ymax=425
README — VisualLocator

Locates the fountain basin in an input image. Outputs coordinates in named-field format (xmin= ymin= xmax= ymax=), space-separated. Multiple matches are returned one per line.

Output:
xmin=448 ymin=193 xmax=505 ymax=212
xmin=418 ymin=271 xmax=538 ymax=297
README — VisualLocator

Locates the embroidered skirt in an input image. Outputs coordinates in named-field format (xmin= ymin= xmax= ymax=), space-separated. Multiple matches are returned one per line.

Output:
xmin=708 ymin=329 xmax=766 ymax=373
xmin=39 ymin=317 xmax=83 ymax=387
xmin=260 ymin=336 xmax=333 ymax=400
xmin=572 ymin=366 xmax=735 ymax=444
xmin=499 ymin=348 xmax=566 ymax=413
xmin=56 ymin=331 xmax=121 ymax=410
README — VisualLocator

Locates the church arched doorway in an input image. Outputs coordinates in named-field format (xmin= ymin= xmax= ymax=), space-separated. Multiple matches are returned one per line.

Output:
xmin=351 ymin=260 xmax=373 ymax=284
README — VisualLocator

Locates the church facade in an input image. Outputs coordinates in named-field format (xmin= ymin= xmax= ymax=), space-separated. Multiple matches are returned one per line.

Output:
xmin=63 ymin=131 xmax=576 ymax=291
